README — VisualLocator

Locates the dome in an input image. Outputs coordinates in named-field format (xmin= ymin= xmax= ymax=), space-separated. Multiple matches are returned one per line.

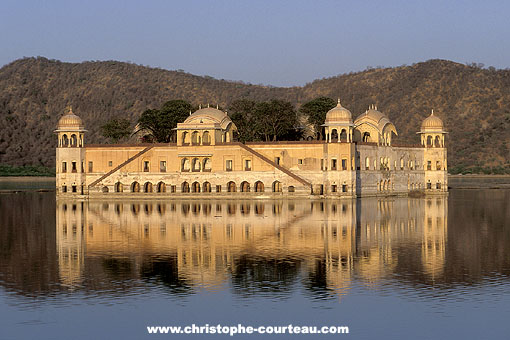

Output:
xmin=56 ymin=107 xmax=84 ymax=130
xmin=421 ymin=110 xmax=444 ymax=130
xmin=354 ymin=105 xmax=398 ymax=136
xmin=324 ymin=99 xmax=352 ymax=124
xmin=182 ymin=105 xmax=235 ymax=130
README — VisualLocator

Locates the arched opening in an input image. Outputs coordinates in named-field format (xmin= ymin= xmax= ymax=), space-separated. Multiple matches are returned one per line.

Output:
xmin=255 ymin=181 xmax=264 ymax=192
xmin=272 ymin=181 xmax=282 ymax=192
xmin=144 ymin=182 xmax=153 ymax=193
xmin=435 ymin=136 xmax=441 ymax=147
xmin=203 ymin=181 xmax=211 ymax=193
xmin=181 ymin=158 xmax=190 ymax=172
xmin=365 ymin=157 xmax=370 ymax=170
xmin=102 ymin=186 xmax=109 ymax=193
xmin=191 ymin=181 xmax=201 ymax=193
xmin=191 ymin=131 xmax=200 ymax=145
xmin=157 ymin=182 xmax=166 ymax=193
xmin=331 ymin=129 xmax=338 ymax=142
xmin=181 ymin=131 xmax=189 ymax=145
xmin=427 ymin=135 xmax=433 ymax=147
xmin=181 ymin=181 xmax=190 ymax=193
xmin=202 ymin=131 xmax=211 ymax=145
xmin=288 ymin=186 xmax=295 ymax=193
xmin=70 ymin=134 xmax=77 ymax=147
xmin=203 ymin=158 xmax=211 ymax=172
xmin=339 ymin=129 xmax=347 ymax=142
xmin=131 ymin=181 xmax=140 ymax=193
xmin=362 ymin=132 xmax=371 ymax=142
xmin=436 ymin=161 xmax=441 ymax=170
xmin=62 ymin=134 xmax=69 ymax=147
xmin=227 ymin=181 xmax=236 ymax=192
xmin=192 ymin=158 xmax=201 ymax=172
xmin=115 ymin=182 xmax=123 ymax=192
xmin=240 ymin=181 xmax=250 ymax=192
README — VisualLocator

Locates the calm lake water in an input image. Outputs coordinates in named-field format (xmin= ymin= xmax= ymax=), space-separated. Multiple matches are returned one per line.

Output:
xmin=1 ymin=180 xmax=510 ymax=339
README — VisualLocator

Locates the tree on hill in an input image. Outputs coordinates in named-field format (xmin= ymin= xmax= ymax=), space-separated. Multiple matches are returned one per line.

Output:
xmin=299 ymin=97 xmax=336 ymax=140
xmin=101 ymin=118 xmax=132 ymax=143
xmin=137 ymin=100 xmax=192 ymax=143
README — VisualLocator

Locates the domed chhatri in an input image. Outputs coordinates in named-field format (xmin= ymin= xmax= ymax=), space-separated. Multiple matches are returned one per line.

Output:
xmin=182 ymin=105 xmax=234 ymax=130
xmin=325 ymin=99 xmax=353 ymax=124
xmin=421 ymin=109 xmax=444 ymax=131
xmin=56 ymin=106 xmax=84 ymax=130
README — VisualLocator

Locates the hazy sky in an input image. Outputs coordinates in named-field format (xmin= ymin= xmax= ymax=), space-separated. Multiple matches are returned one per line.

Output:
xmin=1 ymin=0 xmax=509 ymax=86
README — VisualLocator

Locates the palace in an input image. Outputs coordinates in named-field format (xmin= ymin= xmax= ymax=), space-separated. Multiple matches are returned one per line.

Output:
xmin=55 ymin=100 xmax=447 ymax=198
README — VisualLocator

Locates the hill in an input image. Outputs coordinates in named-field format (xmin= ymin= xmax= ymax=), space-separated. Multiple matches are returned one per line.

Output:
xmin=0 ymin=57 xmax=509 ymax=172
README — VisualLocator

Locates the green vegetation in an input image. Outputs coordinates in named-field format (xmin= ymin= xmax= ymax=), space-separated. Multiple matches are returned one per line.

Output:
xmin=449 ymin=164 xmax=510 ymax=175
xmin=0 ymin=164 xmax=55 ymax=177
xmin=137 ymin=100 xmax=192 ymax=142
xmin=299 ymin=97 xmax=336 ymax=140
xmin=0 ymin=57 xmax=509 ymax=172
xmin=101 ymin=118 xmax=132 ymax=143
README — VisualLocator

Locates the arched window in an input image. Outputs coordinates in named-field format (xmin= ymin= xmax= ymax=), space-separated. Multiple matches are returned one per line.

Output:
xmin=427 ymin=135 xmax=433 ymax=147
xmin=144 ymin=182 xmax=153 ymax=193
xmin=203 ymin=158 xmax=211 ymax=172
xmin=192 ymin=158 xmax=201 ymax=172
xmin=191 ymin=131 xmax=200 ymax=145
xmin=255 ymin=181 xmax=264 ymax=192
xmin=181 ymin=131 xmax=189 ymax=145
xmin=192 ymin=181 xmax=201 ymax=193
xmin=435 ymin=136 xmax=441 ymax=147
xmin=181 ymin=158 xmax=190 ymax=172
xmin=400 ymin=158 xmax=404 ymax=170
xmin=331 ymin=129 xmax=338 ymax=142
xmin=288 ymin=186 xmax=295 ymax=193
xmin=62 ymin=134 xmax=69 ymax=147
xmin=70 ymin=134 xmax=77 ymax=147
xmin=157 ymin=182 xmax=166 ymax=193
xmin=131 ymin=181 xmax=140 ymax=193
xmin=202 ymin=131 xmax=211 ymax=145
xmin=240 ymin=181 xmax=250 ymax=192
xmin=203 ymin=181 xmax=211 ymax=192
xmin=339 ymin=129 xmax=347 ymax=142
xmin=436 ymin=161 xmax=441 ymax=170
xmin=181 ymin=181 xmax=190 ymax=193
xmin=272 ymin=181 xmax=282 ymax=192
xmin=115 ymin=182 xmax=123 ymax=192
xmin=102 ymin=186 xmax=109 ymax=193
xmin=362 ymin=132 xmax=371 ymax=142
xmin=365 ymin=157 xmax=370 ymax=170
xmin=227 ymin=181 xmax=236 ymax=192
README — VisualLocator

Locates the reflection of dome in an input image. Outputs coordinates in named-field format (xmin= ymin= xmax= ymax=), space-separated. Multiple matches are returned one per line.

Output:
xmin=183 ymin=106 xmax=234 ymax=130
xmin=57 ymin=107 xmax=84 ymax=129
xmin=325 ymin=99 xmax=352 ymax=124
xmin=421 ymin=110 xmax=444 ymax=130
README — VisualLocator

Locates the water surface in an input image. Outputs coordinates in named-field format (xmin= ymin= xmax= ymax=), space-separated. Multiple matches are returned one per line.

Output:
xmin=1 ymin=186 xmax=510 ymax=339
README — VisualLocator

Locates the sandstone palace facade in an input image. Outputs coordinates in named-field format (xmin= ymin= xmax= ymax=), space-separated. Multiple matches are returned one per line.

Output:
xmin=55 ymin=100 xmax=448 ymax=198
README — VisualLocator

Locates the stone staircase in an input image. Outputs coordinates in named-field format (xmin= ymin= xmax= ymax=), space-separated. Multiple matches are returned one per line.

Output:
xmin=236 ymin=143 xmax=312 ymax=188
xmin=88 ymin=145 xmax=154 ymax=188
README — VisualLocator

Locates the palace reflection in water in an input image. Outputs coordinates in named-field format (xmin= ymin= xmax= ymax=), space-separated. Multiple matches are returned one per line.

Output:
xmin=56 ymin=196 xmax=447 ymax=297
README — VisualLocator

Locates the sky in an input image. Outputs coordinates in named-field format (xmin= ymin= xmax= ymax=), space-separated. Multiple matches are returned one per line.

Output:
xmin=1 ymin=0 xmax=509 ymax=86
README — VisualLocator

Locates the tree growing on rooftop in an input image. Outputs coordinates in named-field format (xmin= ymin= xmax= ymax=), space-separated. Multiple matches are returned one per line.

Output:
xmin=101 ymin=118 xmax=132 ymax=143
xmin=299 ymin=97 xmax=336 ymax=140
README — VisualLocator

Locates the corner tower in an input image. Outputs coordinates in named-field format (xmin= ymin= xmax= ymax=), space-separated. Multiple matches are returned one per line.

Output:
xmin=322 ymin=99 xmax=354 ymax=142
xmin=55 ymin=107 xmax=87 ymax=195
xmin=418 ymin=110 xmax=448 ymax=192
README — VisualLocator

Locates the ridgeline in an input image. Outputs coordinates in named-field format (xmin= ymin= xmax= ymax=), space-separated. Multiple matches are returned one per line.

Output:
xmin=0 ymin=57 xmax=509 ymax=173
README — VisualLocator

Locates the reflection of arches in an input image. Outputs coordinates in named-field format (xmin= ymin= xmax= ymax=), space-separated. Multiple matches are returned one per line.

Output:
xmin=203 ymin=158 xmax=211 ymax=171
xmin=191 ymin=131 xmax=200 ymax=145
xmin=102 ymin=186 xmax=109 ymax=193
xmin=181 ymin=158 xmax=190 ymax=171
xmin=115 ymin=182 xmax=123 ymax=192
xmin=192 ymin=181 xmax=201 ymax=193
xmin=255 ymin=203 xmax=264 ymax=215
xmin=192 ymin=158 xmax=201 ymax=172
xmin=131 ymin=181 xmax=140 ymax=193
xmin=203 ymin=181 xmax=211 ymax=193
xmin=288 ymin=186 xmax=295 ymax=193
xmin=227 ymin=204 xmax=236 ymax=215
xmin=144 ymin=182 xmax=153 ymax=193
xmin=181 ymin=181 xmax=190 ymax=193
xmin=240 ymin=181 xmax=250 ymax=192
xmin=240 ymin=204 xmax=250 ymax=215
xmin=157 ymin=182 xmax=166 ymax=193
xmin=272 ymin=181 xmax=282 ymax=192
xmin=202 ymin=131 xmax=211 ymax=145
xmin=227 ymin=181 xmax=236 ymax=192
xmin=254 ymin=181 xmax=264 ymax=192
xmin=362 ymin=132 xmax=371 ymax=142
xmin=331 ymin=129 xmax=338 ymax=141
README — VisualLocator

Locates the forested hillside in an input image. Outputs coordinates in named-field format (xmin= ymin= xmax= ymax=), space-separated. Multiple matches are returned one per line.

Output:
xmin=0 ymin=57 xmax=509 ymax=172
